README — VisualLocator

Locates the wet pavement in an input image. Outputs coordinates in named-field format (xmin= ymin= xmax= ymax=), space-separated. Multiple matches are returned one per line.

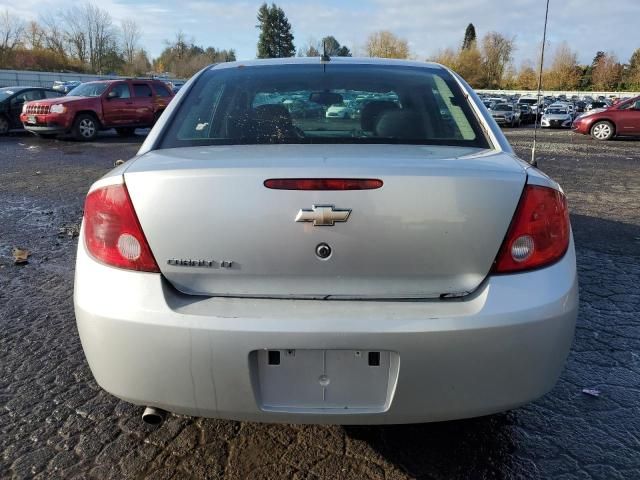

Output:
xmin=1 ymin=129 xmax=639 ymax=479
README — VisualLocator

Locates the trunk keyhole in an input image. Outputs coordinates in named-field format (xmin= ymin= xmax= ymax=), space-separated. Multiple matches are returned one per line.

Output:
xmin=316 ymin=243 xmax=332 ymax=259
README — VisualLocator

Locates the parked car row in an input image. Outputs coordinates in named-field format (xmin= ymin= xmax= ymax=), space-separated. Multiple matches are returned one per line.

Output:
xmin=476 ymin=90 xmax=640 ymax=137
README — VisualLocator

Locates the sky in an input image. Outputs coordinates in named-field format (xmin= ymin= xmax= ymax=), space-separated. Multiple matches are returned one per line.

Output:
xmin=4 ymin=0 xmax=640 ymax=66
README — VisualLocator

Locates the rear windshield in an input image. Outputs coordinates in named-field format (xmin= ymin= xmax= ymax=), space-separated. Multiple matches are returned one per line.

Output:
xmin=159 ymin=64 xmax=490 ymax=149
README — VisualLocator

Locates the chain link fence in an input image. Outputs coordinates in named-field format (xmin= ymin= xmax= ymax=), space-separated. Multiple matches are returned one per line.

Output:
xmin=0 ymin=69 xmax=185 ymax=88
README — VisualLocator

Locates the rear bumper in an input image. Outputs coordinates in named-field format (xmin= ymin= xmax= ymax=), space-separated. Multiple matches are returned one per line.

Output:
xmin=74 ymin=236 xmax=578 ymax=424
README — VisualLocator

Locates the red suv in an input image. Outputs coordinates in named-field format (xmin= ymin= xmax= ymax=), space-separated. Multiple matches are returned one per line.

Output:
xmin=572 ymin=95 xmax=640 ymax=141
xmin=20 ymin=79 xmax=174 ymax=140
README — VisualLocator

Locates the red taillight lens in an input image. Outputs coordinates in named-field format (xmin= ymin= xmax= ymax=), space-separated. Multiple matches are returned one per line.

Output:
xmin=83 ymin=183 xmax=160 ymax=272
xmin=493 ymin=184 xmax=570 ymax=273
xmin=264 ymin=178 xmax=383 ymax=190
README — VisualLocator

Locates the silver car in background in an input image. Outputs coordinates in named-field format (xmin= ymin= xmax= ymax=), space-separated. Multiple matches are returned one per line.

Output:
xmin=74 ymin=58 xmax=578 ymax=425
xmin=489 ymin=103 xmax=521 ymax=127
xmin=541 ymin=106 xmax=574 ymax=129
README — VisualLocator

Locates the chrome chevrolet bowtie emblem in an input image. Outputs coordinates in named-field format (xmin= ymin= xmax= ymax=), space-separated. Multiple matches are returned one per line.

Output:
xmin=295 ymin=205 xmax=351 ymax=226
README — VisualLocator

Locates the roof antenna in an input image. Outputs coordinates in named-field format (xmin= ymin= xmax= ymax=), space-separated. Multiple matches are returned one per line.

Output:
xmin=321 ymin=39 xmax=331 ymax=63
xmin=530 ymin=0 xmax=550 ymax=167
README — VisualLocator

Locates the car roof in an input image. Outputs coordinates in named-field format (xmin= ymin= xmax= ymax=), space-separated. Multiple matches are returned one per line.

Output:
xmin=210 ymin=57 xmax=446 ymax=71
xmin=80 ymin=79 xmax=162 ymax=85
xmin=1 ymin=86 xmax=46 ymax=91
xmin=0 ymin=86 xmax=56 ymax=92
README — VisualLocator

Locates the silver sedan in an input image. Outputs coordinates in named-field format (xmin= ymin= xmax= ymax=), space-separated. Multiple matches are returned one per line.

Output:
xmin=74 ymin=57 xmax=577 ymax=425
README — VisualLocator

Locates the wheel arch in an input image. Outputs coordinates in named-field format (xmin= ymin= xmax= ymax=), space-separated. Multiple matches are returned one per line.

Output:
xmin=73 ymin=110 xmax=103 ymax=129
xmin=590 ymin=117 xmax=616 ymax=132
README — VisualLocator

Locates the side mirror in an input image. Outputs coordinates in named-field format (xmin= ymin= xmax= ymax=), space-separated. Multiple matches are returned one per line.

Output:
xmin=107 ymin=90 xmax=120 ymax=99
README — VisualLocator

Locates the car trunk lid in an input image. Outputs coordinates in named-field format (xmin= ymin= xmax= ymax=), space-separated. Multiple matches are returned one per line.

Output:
xmin=124 ymin=144 xmax=526 ymax=299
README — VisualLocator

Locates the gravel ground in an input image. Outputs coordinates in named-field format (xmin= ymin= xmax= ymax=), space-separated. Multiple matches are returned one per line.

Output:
xmin=1 ymin=128 xmax=639 ymax=479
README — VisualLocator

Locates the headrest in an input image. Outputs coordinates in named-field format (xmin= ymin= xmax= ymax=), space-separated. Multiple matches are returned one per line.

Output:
xmin=360 ymin=101 xmax=400 ymax=132
xmin=375 ymin=110 xmax=426 ymax=139
xmin=254 ymin=104 xmax=292 ymax=123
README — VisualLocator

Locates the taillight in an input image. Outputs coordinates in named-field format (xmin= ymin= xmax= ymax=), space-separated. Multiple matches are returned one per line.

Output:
xmin=83 ymin=183 xmax=160 ymax=272
xmin=493 ymin=184 xmax=570 ymax=273
xmin=264 ymin=178 xmax=383 ymax=190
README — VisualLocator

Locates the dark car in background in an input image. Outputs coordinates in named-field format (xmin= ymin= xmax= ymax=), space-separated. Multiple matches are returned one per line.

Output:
xmin=517 ymin=104 xmax=535 ymax=124
xmin=586 ymin=101 xmax=609 ymax=111
xmin=0 ymin=87 xmax=63 ymax=134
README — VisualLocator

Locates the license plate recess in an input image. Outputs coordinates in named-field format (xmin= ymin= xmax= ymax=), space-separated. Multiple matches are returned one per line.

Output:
xmin=254 ymin=349 xmax=399 ymax=412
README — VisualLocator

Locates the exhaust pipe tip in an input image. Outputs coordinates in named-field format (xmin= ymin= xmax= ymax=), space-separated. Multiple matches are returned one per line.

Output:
xmin=142 ymin=406 xmax=167 ymax=426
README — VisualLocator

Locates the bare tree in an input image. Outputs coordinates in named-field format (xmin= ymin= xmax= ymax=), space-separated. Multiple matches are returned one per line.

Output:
xmin=365 ymin=31 xmax=409 ymax=59
xmin=481 ymin=32 xmax=515 ymax=88
xmin=58 ymin=4 xmax=118 ymax=72
xmin=544 ymin=42 xmax=581 ymax=90
xmin=431 ymin=48 xmax=457 ymax=68
xmin=456 ymin=45 xmax=484 ymax=87
xmin=431 ymin=45 xmax=483 ymax=88
xmin=129 ymin=48 xmax=151 ymax=75
xmin=0 ymin=9 xmax=25 ymax=63
xmin=121 ymin=19 xmax=140 ymax=65
xmin=592 ymin=52 xmax=623 ymax=90
xmin=85 ymin=4 xmax=117 ymax=72
xmin=62 ymin=7 xmax=88 ymax=65
xmin=516 ymin=61 xmax=538 ymax=90
xmin=24 ymin=21 xmax=45 ymax=50
xmin=297 ymin=37 xmax=320 ymax=57
xmin=40 ymin=14 xmax=67 ymax=58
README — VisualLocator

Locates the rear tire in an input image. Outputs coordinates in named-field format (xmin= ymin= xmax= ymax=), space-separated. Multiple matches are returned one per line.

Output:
xmin=0 ymin=115 xmax=9 ymax=135
xmin=590 ymin=121 xmax=614 ymax=141
xmin=115 ymin=127 xmax=136 ymax=137
xmin=73 ymin=113 xmax=99 ymax=141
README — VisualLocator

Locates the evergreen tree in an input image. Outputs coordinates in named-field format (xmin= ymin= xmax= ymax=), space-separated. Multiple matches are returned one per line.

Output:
xmin=256 ymin=3 xmax=295 ymax=58
xmin=321 ymin=36 xmax=351 ymax=57
xmin=580 ymin=51 xmax=606 ymax=90
xmin=462 ymin=23 xmax=476 ymax=50
xmin=591 ymin=51 xmax=605 ymax=68
xmin=626 ymin=48 xmax=640 ymax=89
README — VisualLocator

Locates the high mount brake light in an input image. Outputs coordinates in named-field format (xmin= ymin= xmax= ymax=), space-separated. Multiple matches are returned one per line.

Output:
xmin=493 ymin=184 xmax=570 ymax=273
xmin=264 ymin=178 xmax=383 ymax=190
xmin=83 ymin=183 xmax=160 ymax=272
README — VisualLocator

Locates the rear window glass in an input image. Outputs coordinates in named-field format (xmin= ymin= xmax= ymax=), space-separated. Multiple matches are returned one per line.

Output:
xmin=44 ymin=90 xmax=63 ymax=99
xmin=159 ymin=64 xmax=490 ymax=149
xmin=134 ymin=84 xmax=153 ymax=97
xmin=154 ymin=84 xmax=172 ymax=97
